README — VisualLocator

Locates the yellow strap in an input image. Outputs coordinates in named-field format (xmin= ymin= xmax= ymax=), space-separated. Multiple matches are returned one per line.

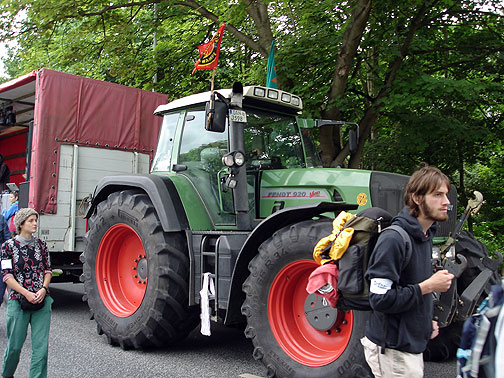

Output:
xmin=313 ymin=211 xmax=355 ymax=264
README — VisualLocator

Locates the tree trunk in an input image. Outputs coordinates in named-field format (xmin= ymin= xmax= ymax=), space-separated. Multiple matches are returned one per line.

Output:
xmin=336 ymin=2 xmax=429 ymax=168
xmin=319 ymin=0 xmax=372 ymax=167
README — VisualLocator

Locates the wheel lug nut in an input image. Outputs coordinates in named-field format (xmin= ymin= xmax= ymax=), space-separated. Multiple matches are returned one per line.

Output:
xmin=134 ymin=275 xmax=138 ymax=278
xmin=342 ymin=320 xmax=348 ymax=325
xmin=134 ymin=259 xmax=138 ymax=262
xmin=133 ymin=266 xmax=136 ymax=270
xmin=336 ymin=327 xmax=341 ymax=333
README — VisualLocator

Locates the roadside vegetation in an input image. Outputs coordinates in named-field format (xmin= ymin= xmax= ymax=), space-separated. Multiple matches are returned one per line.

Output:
xmin=1 ymin=0 xmax=502 ymax=259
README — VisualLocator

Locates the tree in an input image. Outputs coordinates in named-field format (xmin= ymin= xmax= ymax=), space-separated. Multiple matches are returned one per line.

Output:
xmin=1 ymin=0 xmax=503 ymax=170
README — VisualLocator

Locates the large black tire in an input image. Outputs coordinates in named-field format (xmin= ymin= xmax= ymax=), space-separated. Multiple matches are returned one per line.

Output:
xmin=242 ymin=220 xmax=372 ymax=378
xmin=424 ymin=322 xmax=462 ymax=362
xmin=82 ymin=190 xmax=198 ymax=349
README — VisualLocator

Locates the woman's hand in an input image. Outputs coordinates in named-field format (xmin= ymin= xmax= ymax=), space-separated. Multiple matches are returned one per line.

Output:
xmin=34 ymin=287 xmax=47 ymax=303
xmin=24 ymin=290 xmax=38 ymax=304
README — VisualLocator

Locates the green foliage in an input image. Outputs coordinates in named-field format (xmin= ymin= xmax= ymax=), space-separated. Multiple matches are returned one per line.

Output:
xmin=1 ymin=0 xmax=503 ymax=254
xmin=464 ymin=142 xmax=504 ymax=260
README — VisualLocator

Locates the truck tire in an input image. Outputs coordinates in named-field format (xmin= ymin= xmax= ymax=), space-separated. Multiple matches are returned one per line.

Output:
xmin=242 ymin=219 xmax=372 ymax=378
xmin=82 ymin=190 xmax=197 ymax=349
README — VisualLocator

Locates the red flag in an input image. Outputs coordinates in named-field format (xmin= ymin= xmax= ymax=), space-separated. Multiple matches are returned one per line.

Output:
xmin=192 ymin=24 xmax=225 ymax=75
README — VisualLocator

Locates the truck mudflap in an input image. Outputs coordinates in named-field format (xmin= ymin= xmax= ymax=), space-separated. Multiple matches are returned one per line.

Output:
xmin=85 ymin=174 xmax=189 ymax=232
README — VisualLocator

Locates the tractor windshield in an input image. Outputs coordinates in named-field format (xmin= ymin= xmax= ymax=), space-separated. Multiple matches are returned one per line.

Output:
xmin=244 ymin=110 xmax=312 ymax=169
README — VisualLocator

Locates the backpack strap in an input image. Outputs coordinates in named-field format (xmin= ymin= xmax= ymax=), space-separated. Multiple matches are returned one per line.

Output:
xmin=468 ymin=314 xmax=491 ymax=377
xmin=383 ymin=225 xmax=413 ymax=271
xmin=376 ymin=224 xmax=412 ymax=354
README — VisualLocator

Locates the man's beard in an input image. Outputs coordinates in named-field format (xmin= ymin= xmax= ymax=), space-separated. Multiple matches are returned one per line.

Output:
xmin=421 ymin=200 xmax=449 ymax=222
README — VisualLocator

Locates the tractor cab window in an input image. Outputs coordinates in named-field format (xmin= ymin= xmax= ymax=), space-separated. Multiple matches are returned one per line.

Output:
xmin=244 ymin=110 xmax=304 ymax=170
xmin=178 ymin=109 xmax=234 ymax=225
xmin=152 ymin=112 xmax=181 ymax=172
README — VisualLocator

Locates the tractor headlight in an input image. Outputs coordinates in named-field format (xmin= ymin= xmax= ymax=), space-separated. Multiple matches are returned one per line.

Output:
xmin=234 ymin=151 xmax=245 ymax=166
xmin=222 ymin=154 xmax=235 ymax=167
xmin=222 ymin=151 xmax=245 ymax=167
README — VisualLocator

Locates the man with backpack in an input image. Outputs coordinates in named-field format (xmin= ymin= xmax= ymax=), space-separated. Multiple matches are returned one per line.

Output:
xmin=360 ymin=165 xmax=455 ymax=378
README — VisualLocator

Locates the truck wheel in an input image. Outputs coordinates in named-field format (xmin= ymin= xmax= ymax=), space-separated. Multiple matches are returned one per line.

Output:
xmin=82 ymin=190 xmax=197 ymax=349
xmin=242 ymin=219 xmax=372 ymax=378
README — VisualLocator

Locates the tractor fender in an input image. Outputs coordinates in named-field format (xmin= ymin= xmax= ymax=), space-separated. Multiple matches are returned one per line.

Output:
xmin=224 ymin=201 xmax=358 ymax=325
xmin=85 ymin=174 xmax=189 ymax=232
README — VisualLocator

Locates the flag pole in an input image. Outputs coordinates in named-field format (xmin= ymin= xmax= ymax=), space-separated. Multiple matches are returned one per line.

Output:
xmin=206 ymin=68 xmax=217 ymax=130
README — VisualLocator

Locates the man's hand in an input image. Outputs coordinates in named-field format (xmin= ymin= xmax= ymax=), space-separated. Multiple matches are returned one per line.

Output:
xmin=419 ymin=270 xmax=454 ymax=295
xmin=430 ymin=320 xmax=439 ymax=339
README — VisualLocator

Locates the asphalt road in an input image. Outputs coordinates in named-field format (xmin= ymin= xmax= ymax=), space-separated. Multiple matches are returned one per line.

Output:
xmin=0 ymin=283 xmax=457 ymax=378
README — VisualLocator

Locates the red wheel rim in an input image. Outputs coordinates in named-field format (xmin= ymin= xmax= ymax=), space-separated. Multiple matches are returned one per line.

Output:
xmin=268 ymin=259 xmax=353 ymax=366
xmin=96 ymin=224 xmax=148 ymax=317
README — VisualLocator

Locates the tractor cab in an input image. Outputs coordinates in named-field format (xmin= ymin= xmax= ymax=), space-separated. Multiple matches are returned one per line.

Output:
xmin=152 ymin=85 xmax=323 ymax=227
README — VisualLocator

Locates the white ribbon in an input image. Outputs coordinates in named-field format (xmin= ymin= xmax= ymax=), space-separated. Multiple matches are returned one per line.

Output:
xmin=200 ymin=272 xmax=215 ymax=336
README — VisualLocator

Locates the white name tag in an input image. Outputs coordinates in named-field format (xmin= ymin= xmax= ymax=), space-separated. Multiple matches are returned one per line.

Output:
xmin=1 ymin=259 xmax=13 ymax=270
xmin=370 ymin=278 xmax=393 ymax=294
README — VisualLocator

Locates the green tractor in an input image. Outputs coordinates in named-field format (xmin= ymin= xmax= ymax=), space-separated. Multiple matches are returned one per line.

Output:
xmin=82 ymin=83 xmax=500 ymax=377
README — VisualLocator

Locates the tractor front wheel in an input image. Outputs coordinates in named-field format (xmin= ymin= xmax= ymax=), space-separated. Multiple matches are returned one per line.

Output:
xmin=242 ymin=219 xmax=372 ymax=378
xmin=82 ymin=190 xmax=197 ymax=349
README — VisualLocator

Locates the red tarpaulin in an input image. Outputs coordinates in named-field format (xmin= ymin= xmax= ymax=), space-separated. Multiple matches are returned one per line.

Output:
xmin=2 ymin=69 xmax=168 ymax=214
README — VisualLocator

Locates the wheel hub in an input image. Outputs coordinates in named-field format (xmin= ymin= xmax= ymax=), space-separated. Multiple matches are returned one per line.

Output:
xmin=135 ymin=255 xmax=148 ymax=282
xmin=304 ymin=293 xmax=338 ymax=331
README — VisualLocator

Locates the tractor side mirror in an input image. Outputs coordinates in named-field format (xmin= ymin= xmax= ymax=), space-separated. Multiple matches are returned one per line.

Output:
xmin=348 ymin=126 xmax=360 ymax=155
xmin=205 ymin=92 xmax=228 ymax=133
xmin=349 ymin=129 xmax=357 ymax=154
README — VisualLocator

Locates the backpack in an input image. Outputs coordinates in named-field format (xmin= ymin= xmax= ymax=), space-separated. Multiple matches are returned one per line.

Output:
xmin=313 ymin=207 xmax=412 ymax=311
xmin=457 ymin=282 xmax=504 ymax=378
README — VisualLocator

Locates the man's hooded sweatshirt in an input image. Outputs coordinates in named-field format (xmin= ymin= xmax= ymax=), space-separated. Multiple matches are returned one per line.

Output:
xmin=365 ymin=207 xmax=436 ymax=354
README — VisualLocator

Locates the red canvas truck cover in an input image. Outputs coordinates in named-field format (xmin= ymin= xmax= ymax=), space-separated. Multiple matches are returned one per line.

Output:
xmin=0 ymin=69 xmax=168 ymax=214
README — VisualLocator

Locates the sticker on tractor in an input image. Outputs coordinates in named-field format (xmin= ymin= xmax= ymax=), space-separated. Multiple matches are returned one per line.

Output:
xmin=356 ymin=192 xmax=368 ymax=206
xmin=261 ymin=189 xmax=330 ymax=200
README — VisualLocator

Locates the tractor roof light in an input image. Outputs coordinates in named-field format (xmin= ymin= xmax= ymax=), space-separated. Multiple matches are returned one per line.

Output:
xmin=254 ymin=87 xmax=266 ymax=97
xmin=267 ymin=89 xmax=279 ymax=100
xmin=281 ymin=93 xmax=291 ymax=103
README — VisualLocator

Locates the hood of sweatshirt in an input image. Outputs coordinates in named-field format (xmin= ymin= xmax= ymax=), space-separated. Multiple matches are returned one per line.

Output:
xmin=392 ymin=206 xmax=437 ymax=244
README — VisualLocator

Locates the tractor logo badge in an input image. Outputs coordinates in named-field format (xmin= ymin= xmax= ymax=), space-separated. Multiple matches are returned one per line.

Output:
xmin=356 ymin=193 xmax=368 ymax=206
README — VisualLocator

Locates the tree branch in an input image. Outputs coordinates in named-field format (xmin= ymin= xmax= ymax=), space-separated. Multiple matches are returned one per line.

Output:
xmin=177 ymin=0 xmax=269 ymax=56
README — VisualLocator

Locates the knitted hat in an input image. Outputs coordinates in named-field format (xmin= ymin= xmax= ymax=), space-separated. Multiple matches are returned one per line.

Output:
xmin=14 ymin=208 xmax=39 ymax=232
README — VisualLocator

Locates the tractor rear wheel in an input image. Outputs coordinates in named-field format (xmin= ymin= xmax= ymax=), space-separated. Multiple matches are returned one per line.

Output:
xmin=82 ymin=190 xmax=197 ymax=349
xmin=242 ymin=219 xmax=372 ymax=378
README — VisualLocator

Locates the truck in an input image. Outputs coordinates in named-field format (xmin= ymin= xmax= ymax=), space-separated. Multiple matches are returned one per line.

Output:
xmin=82 ymin=83 xmax=501 ymax=377
xmin=0 ymin=69 xmax=168 ymax=282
